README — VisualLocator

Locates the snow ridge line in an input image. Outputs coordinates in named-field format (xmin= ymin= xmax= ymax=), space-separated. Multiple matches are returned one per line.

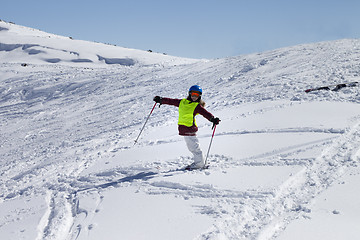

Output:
xmin=217 ymin=127 xmax=345 ymax=136
xmin=241 ymin=136 xmax=336 ymax=164
xmin=148 ymin=180 xmax=273 ymax=200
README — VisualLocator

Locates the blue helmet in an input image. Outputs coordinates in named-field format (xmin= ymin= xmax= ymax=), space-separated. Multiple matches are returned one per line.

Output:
xmin=189 ymin=85 xmax=202 ymax=94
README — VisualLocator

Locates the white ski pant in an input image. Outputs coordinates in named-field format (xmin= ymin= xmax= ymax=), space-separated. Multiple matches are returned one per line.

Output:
xmin=184 ymin=136 xmax=204 ymax=166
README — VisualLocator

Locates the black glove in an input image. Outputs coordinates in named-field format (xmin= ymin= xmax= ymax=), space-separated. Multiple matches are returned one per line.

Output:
xmin=153 ymin=96 xmax=162 ymax=104
xmin=210 ymin=117 xmax=220 ymax=128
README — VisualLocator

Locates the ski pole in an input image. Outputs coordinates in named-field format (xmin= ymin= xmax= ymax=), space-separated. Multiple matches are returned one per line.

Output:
xmin=204 ymin=124 xmax=217 ymax=166
xmin=134 ymin=102 xmax=157 ymax=145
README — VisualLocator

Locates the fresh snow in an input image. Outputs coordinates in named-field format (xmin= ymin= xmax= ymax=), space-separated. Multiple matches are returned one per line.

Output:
xmin=1 ymin=20 xmax=360 ymax=240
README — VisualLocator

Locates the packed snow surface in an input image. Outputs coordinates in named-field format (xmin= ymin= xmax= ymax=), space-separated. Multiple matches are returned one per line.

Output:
xmin=1 ymin=20 xmax=360 ymax=240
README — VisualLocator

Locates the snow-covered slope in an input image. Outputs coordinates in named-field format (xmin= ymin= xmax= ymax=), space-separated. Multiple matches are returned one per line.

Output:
xmin=1 ymin=20 xmax=360 ymax=240
xmin=0 ymin=21 xmax=199 ymax=67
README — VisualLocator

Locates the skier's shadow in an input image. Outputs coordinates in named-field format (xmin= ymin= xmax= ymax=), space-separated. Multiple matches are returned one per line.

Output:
xmin=98 ymin=171 xmax=158 ymax=188
xmin=74 ymin=167 xmax=185 ymax=195
xmin=75 ymin=171 xmax=159 ymax=194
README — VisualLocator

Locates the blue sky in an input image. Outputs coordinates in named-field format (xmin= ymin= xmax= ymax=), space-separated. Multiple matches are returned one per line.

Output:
xmin=2 ymin=0 xmax=360 ymax=59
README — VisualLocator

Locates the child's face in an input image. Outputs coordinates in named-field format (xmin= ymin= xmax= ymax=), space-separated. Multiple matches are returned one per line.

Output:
xmin=191 ymin=94 xmax=199 ymax=101
xmin=190 ymin=91 xmax=201 ymax=101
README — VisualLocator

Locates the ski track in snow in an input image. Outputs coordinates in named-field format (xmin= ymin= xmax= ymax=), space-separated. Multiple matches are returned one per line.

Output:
xmin=60 ymin=120 xmax=359 ymax=240
xmin=17 ymin=125 xmax=347 ymax=240
xmin=2 ymin=21 xmax=360 ymax=239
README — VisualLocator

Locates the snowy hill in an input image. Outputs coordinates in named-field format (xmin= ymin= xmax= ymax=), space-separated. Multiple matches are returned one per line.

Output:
xmin=1 ymin=20 xmax=360 ymax=240
xmin=0 ymin=20 xmax=199 ymax=67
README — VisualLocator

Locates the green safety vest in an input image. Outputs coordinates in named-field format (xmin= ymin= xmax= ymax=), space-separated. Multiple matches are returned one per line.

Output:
xmin=178 ymin=99 xmax=199 ymax=127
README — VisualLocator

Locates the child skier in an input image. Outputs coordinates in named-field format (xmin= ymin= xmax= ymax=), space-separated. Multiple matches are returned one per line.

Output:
xmin=153 ymin=85 xmax=220 ymax=170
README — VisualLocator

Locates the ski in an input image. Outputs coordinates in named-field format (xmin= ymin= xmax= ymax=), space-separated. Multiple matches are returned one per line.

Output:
xmin=183 ymin=164 xmax=210 ymax=171
xmin=305 ymin=81 xmax=358 ymax=93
